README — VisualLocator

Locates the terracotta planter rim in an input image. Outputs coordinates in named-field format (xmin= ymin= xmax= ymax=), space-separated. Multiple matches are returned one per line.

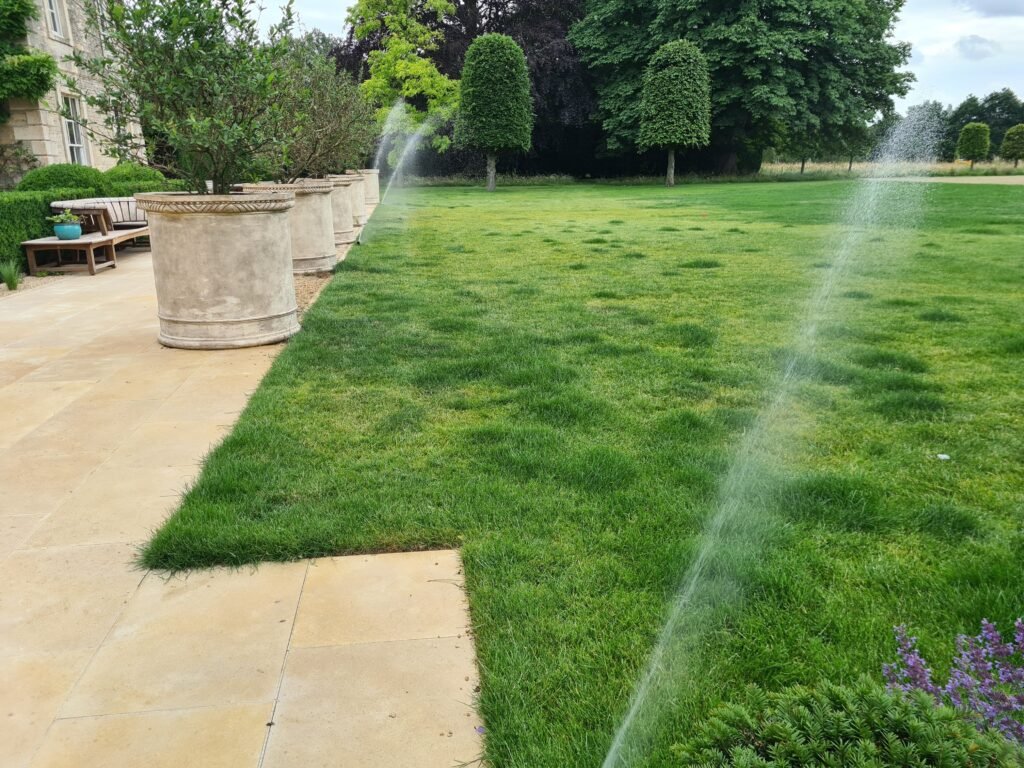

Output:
xmin=236 ymin=181 xmax=334 ymax=196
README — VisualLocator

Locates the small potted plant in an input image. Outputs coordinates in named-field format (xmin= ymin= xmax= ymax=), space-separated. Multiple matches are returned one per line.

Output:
xmin=47 ymin=209 xmax=82 ymax=240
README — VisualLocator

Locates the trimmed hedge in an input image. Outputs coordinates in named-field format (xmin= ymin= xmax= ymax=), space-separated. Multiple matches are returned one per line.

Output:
xmin=0 ymin=187 xmax=94 ymax=268
xmin=0 ymin=179 xmax=186 ymax=270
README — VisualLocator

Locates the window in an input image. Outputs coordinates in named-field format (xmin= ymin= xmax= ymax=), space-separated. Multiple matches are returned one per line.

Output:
xmin=46 ymin=0 xmax=64 ymax=37
xmin=62 ymin=96 xmax=89 ymax=165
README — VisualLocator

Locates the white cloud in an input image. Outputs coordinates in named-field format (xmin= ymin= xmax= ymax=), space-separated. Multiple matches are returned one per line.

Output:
xmin=895 ymin=0 xmax=1024 ymax=108
xmin=956 ymin=0 xmax=1024 ymax=16
xmin=955 ymin=34 xmax=1002 ymax=59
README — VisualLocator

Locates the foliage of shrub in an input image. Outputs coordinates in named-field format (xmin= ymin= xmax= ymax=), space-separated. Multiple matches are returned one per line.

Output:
xmin=1001 ymin=125 xmax=1024 ymax=168
xmin=674 ymin=678 xmax=1024 ymax=766
xmin=103 ymin=162 xmax=165 ymax=183
xmin=957 ymin=123 xmax=991 ymax=168
xmin=16 ymin=164 xmax=107 ymax=192
xmin=885 ymin=620 xmax=1024 ymax=745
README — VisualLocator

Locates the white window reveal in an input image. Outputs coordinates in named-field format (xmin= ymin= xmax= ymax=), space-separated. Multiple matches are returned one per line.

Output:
xmin=46 ymin=0 xmax=64 ymax=37
xmin=63 ymin=97 xmax=89 ymax=165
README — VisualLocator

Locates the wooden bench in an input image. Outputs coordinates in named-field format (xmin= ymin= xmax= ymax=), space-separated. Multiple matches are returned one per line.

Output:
xmin=22 ymin=226 xmax=149 ymax=276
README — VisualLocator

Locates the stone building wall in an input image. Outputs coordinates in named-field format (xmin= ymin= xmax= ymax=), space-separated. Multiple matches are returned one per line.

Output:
xmin=0 ymin=0 xmax=121 ymax=175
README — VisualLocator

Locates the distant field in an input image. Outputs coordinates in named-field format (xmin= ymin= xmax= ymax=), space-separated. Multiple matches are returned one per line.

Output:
xmin=145 ymin=181 xmax=1024 ymax=766
xmin=762 ymin=159 xmax=1024 ymax=177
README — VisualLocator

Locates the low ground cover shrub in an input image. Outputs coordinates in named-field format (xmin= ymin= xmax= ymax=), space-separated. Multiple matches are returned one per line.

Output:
xmin=675 ymin=678 xmax=1024 ymax=766
xmin=885 ymin=620 xmax=1024 ymax=745
xmin=16 ymin=163 xmax=106 ymax=192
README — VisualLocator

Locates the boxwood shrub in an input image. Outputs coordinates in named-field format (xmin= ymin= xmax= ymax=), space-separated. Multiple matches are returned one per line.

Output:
xmin=16 ymin=164 xmax=107 ymax=192
xmin=104 ymin=162 xmax=165 ymax=184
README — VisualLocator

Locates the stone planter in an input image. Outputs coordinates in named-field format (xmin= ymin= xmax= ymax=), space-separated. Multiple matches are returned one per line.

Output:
xmin=326 ymin=177 xmax=357 ymax=246
xmin=331 ymin=174 xmax=367 ymax=227
xmin=135 ymin=192 xmax=300 ymax=350
xmin=237 ymin=181 xmax=336 ymax=275
xmin=359 ymin=169 xmax=380 ymax=205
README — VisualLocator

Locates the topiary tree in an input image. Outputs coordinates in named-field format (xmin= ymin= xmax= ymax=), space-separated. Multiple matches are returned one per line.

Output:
xmin=1001 ymin=124 xmax=1024 ymax=168
xmin=957 ymin=122 xmax=990 ymax=170
xmin=456 ymin=33 xmax=533 ymax=191
xmin=674 ymin=678 xmax=1024 ymax=767
xmin=16 ymin=163 xmax=106 ymax=192
xmin=638 ymin=40 xmax=711 ymax=186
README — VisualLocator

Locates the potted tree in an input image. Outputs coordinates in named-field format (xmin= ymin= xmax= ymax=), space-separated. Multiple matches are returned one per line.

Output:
xmin=264 ymin=33 xmax=376 ymax=256
xmin=68 ymin=0 xmax=303 ymax=349
xmin=47 ymin=209 xmax=82 ymax=240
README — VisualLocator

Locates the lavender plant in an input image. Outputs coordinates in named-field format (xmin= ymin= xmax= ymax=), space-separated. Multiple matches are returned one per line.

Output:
xmin=884 ymin=619 xmax=1024 ymax=745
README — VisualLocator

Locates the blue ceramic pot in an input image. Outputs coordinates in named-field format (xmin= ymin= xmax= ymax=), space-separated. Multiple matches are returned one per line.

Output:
xmin=54 ymin=223 xmax=82 ymax=240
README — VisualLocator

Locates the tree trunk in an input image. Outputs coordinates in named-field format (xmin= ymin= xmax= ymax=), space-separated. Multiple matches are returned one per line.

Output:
xmin=718 ymin=150 xmax=739 ymax=175
xmin=486 ymin=154 xmax=497 ymax=192
xmin=848 ymin=155 xmax=854 ymax=172
xmin=666 ymin=149 xmax=676 ymax=187
xmin=1015 ymin=159 xmax=1019 ymax=168
xmin=970 ymin=159 xmax=975 ymax=170
xmin=800 ymin=158 xmax=806 ymax=174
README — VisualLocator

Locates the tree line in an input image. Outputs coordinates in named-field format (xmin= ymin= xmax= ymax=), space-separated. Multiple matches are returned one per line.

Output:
xmin=333 ymin=0 xmax=917 ymax=176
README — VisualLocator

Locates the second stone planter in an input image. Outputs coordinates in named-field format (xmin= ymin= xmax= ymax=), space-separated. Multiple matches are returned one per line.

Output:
xmin=326 ymin=176 xmax=357 ymax=247
xmin=237 ymin=181 xmax=336 ymax=275
xmin=135 ymin=191 xmax=300 ymax=350
xmin=331 ymin=173 xmax=368 ymax=227
xmin=359 ymin=169 xmax=380 ymax=205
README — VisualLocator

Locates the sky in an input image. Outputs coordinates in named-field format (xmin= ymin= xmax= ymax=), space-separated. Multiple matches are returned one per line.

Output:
xmin=276 ymin=0 xmax=1024 ymax=111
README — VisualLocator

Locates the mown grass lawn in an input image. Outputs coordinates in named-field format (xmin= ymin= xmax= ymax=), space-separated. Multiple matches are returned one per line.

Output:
xmin=144 ymin=181 xmax=1024 ymax=766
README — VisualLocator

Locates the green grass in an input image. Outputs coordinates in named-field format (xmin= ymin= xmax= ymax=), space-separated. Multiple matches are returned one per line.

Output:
xmin=143 ymin=181 xmax=1024 ymax=766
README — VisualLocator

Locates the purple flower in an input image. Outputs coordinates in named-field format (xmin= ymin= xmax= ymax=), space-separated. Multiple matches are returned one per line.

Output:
xmin=884 ymin=619 xmax=1024 ymax=745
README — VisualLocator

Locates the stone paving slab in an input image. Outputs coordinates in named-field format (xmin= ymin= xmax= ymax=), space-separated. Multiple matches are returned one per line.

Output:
xmin=0 ymin=248 xmax=483 ymax=767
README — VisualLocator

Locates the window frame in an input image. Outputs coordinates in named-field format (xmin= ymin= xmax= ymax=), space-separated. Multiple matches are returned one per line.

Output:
xmin=62 ymin=95 xmax=90 ymax=166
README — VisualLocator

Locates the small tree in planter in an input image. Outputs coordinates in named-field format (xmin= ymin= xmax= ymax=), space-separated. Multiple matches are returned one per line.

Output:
xmin=273 ymin=32 xmax=378 ymax=182
xmin=957 ymin=122 xmax=991 ymax=170
xmin=68 ymin=0 xmax=295 ymax=193
xmin=1001 ymin=124 xmax=1024 ymax=168
xmin=456 ymin=34 xmax=533 ymax=192
xmin=66 ymin=0 xmax=308 ymax=349
xmin=638 ymin=40 xmax=711 ymax=187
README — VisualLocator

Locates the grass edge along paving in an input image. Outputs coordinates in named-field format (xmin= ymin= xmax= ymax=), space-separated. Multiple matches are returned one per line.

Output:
xmin=143 ymin=181 xmax=1024 ymax=767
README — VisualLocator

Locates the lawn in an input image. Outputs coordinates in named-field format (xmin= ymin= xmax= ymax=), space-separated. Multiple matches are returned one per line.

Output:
xmin=144 ymin=181 xmax=1024 ymax=766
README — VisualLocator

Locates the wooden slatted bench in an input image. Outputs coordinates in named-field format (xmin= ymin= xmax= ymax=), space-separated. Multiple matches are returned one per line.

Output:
xmin=22 ymin=225 xmax=149 ymax=276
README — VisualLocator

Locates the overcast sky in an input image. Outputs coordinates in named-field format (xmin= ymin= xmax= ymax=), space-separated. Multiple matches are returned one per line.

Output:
xmin=276 ymin=0 xmax=1024 ymax=111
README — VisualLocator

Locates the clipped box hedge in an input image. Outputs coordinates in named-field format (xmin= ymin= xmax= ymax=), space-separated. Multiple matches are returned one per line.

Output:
xmin=0 ymin=180 xmax=186 ymax=269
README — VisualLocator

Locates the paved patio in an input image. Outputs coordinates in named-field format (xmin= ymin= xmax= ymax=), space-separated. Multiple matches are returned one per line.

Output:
xmin=1 ymin=249 xmax=482 ymax=767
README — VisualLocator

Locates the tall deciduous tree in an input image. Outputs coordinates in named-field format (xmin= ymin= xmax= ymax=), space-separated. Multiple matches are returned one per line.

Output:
xmin=1001 ymin=124 xmax=1024 ymax=168
xmin=456 ymin=33 xmax=533 ymax=191
xmin=957 ymin=122 xmax=990 ymax=169
xmin=572 ymin=0 xmax=912 ymax=174
xmin=638 ymin=40 xmax=710 ymax=186
xmin=346 ymin=0 xmax=459 ymax=153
